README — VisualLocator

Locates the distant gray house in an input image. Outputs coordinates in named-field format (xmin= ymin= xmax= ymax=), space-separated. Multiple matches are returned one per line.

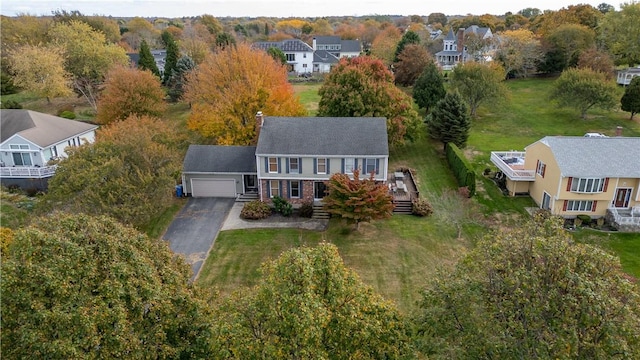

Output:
xmin=0 ymin=110 xmax=98 ymax=189
xmin=253 ymin=39 xmax=314 ymax=74
xmin=312 ymin=36 xmax=362 ymax=58
xmin=435 ymin=26 xmax=493 ymax=69
xmin=127 ymin=49 xmax=167 ymax=75
xmin=182 ymin=113 xmax=389 ymax=203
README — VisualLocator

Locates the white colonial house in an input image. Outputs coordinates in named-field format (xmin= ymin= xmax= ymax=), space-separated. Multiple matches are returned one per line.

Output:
xmin=0 ymin=109 xmax=98 ymax=189
xmin=253 ymin=39 xmax=314 ymax=74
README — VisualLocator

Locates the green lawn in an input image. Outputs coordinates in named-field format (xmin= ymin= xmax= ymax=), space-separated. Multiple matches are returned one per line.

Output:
xmin=198 ymin=77 xmax=640 ymax=313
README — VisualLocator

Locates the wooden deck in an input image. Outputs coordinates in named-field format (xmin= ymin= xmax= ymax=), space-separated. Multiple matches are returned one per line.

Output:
xmin=388 ymin=171 xmax=418 ymax=201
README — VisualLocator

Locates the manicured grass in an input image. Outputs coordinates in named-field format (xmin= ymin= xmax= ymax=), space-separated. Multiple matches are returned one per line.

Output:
xmin=293 ymin=83 xmax=322 ymax=116
xmin=141 ymin=199 xmax=186 ymax=239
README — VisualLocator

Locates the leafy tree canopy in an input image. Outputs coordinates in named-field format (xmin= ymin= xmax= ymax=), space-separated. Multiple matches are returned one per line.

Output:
xmin=1 ymin=213 xmax=212 ymax=359
xmin=323 ymin=168 xmax=394 ymax=229
xmin=212 ymin=243 xmax=408 ymax=358
xmin=449 ymin=62 xmax=508 ymax=117
xmin=318 ymin=56 xmax=422 ymax=146
xmin=550 ymin=67 xmax=618 ymax=119
xmin=393 ymin=30 xmax=420 ymax=62
xmin=414 ymin=214 xmax=640 ymax=359
xmin=413 ymin=61 xmax=446 ymax=111
xmin=598 ymin=2 xmax=640 ymax=66
xmin=184 ymin=43 xmax=306 ymax=145
xmin=394 ymin=43 xmax=431 ymax=86
xmin=96 ymin=65 xmax=167 ymax=124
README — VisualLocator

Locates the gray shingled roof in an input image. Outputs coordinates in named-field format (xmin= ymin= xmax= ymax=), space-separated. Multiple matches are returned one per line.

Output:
xmin=435 ymin=50 xmax=462 ymax=56
xmin=256 ymin=117 xmax=388 ymax=156
xmin=313 ymin=36 xmax=341 ymax=45
xmin=183 ymin=145 xmax=257 ymax=173
xmin=532 ymin=136 xmax=640 ymax=178
xmin=253 ymin=39 xmax=312 ymax=52
xmin=313 ymin=50 xmax=339 ymax=63
xmin=444 ymin=29 xmax=456 ymax=41
xmin=340 ymin=40 xmax=361 ymax=53
xmin=1 ymin=109 xmax=98 ymax=147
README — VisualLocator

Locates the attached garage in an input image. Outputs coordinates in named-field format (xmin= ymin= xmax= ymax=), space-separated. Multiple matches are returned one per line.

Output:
xmin=191 ymin=178 xmax=236 ymax=198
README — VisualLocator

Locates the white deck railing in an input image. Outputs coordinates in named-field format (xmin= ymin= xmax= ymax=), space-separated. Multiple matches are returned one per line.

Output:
xmin=490 ymin=152 xmax=535 ymax=181
xmin=0 ymin=165 xmax=57 ymax=179
xmin=608 ymin=207 xmax=640 ymax=225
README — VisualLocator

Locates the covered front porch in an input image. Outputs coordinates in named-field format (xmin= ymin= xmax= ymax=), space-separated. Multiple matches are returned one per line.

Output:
xmin=606 ymin=207 xmax=640 ymax=232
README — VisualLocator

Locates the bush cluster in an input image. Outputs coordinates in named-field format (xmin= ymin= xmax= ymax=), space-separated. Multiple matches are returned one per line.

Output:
xmin=298 ymin=201 xmax=314 ymax=218
xmin=272 ymin=196 xmax=293 ymax=217
xmin=445 ymin=143 xmax=476 ymax=197
xmin=412 ymin=198 xmax=434 ymax=217
xmin=240 ymin=200 xmax=271 ymax=220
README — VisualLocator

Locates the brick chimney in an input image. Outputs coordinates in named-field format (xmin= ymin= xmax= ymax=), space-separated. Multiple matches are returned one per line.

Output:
xmin=457 ymin=28 xmax=465 ymax=57
xmin=255 ymin=111 xmax=264 ymax=140
xmin=616 ymin=126 xmax=623 ymax=137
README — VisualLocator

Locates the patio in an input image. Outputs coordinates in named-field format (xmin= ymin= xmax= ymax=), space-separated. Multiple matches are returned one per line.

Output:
xmin=388 ymin=170 xmax=418 ymax=202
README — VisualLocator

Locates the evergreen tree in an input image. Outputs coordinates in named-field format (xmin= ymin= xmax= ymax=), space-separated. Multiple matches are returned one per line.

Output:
xmin=167 ymin=55 xmax=195 ymax=102
xmin=267 ymin=47 xmax=287 ymax=65
xmin=413 ymin=62 xmax=446 ymax=111
xmin=621 ymin=76 xmax=640 ymax=120
xmin=394 ymin=30 xmax=420 ymax=62
xmin=425 ymin=92 xmax=471 ymax=150
xmin=162 ymin=30 xmax=179 ymax=84
xmin=137 ymin=39 xmax=160 ymax=77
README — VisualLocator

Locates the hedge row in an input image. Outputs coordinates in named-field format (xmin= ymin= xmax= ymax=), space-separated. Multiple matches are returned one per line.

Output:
xmin=445 ymin=143 xmax=476 ymax=197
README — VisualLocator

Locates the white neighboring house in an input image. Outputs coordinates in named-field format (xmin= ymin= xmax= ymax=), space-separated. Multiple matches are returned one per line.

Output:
xmin=0 ymin=109 xmax=98 ymax=189
xmin=253 ymin=39 xmax=314 ymax=74
xmin=617 ymin=66 xmax=640 ymax=86
xmin=435 ymin=25 xmax=494 ymax=70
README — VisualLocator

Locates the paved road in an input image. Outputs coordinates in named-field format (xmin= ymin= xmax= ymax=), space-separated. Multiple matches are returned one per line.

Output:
xmin=162 ymin=197 xmax=234 ymax=280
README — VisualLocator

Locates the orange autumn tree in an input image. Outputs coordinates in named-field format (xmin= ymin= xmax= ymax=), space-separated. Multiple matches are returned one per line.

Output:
xmin=95 ymin=65 xmax=167 ymax=125
xmin=184 ymin=43 xmax=306 ymax=145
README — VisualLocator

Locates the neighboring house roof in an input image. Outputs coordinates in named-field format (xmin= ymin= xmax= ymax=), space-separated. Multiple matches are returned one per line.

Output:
xmin=253 ymin=39 xmax=313 ymax=52
xmin=340 ymin=40 xmax=361 ymax=53
xmin=444 ymin=29 xmax=456 ymax=41
xmin=618 ymin=67 xmax=640 ymax=74
xmin=183 ymin=145 xmax=257 ymax=173
xmin=0 ymin=109 xmax=98 ymax=147
xmin=313 ymin=36 xmax=341 ymax=45
xmin=465 ymin=25 xmax=491 ymax=38
xmin=256 ymin=117 xmax=388 ymax=156
xmin=313 ymin=50 xmax=339 ymax=63
xmin=435 ymin=50 xmax=462 ymax=56
xmin=532 ymin=136 xmax=640 ymax=178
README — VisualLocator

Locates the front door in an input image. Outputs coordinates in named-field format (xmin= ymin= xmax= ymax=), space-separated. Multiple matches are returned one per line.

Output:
xmin=614 ymin=188 xmax=632 ymax=208
xmin=244 ymin=175 xmax=257 ymax=193
xmin=542 ymin=192 xmax=551 ymax=210
xmin=314 ymin=181 xmax=327 ymax=200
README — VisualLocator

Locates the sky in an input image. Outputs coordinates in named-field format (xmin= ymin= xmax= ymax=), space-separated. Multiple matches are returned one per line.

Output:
xmin=0 ymin=0 xmax=613 ymax=18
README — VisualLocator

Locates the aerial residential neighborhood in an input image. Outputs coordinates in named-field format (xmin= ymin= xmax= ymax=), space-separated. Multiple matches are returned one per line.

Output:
xmin=2 ymin=2 xmax=640 ymax=358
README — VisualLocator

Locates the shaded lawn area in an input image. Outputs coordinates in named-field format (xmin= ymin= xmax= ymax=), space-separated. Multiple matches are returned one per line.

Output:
xmin=292 ymin=83 xmax=322 ymax=116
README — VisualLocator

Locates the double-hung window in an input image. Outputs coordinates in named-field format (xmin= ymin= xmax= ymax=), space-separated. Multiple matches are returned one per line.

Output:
xmin=344 ymin=158 xmax=355 ymax=174
xmin=290 ymin=181 xmax=300 ymax=198
xmin=269 ymin=180 xmax=280 ymax=197
xmin=364 ymin=158 xmax=376 ymax=174
xmin=536 ymin=160 xmax=546 ymax=177
xmin=268 ymin=157 xmax=278 ymax=173
xmin=289 ymin=158 xmax=299 ymax=174
xmin=317 ymin=158 xmax=327 ymax=174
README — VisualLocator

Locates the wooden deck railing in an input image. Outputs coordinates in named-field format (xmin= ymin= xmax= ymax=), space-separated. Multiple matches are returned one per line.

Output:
xmin=0 ymin=165 xmax=57 ymax=178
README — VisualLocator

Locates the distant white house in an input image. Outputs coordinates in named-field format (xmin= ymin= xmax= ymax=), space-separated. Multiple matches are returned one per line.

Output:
xmin=253 ymin=39 xmax=314 ymax=74
xmin=0 ymin=110 xmax=98 ymax=189
xmin=435 ymin=26 xmax=494 ymax=70
xmin=617 ymin=66 xmax=640 ymax=86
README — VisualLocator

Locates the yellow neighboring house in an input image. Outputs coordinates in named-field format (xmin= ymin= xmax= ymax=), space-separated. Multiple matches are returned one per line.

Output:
xmin=491 ymin=136 xmax=640 ymax=231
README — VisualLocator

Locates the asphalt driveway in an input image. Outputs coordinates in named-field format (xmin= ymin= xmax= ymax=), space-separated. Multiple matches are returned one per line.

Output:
xmin=162 ymin=197 xmax=234 ymax=280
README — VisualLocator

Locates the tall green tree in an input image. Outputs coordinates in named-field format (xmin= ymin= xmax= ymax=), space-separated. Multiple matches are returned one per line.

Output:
xmin=43 ymin=115 xmax=181 ymax=229
xmin=449 ymin=62 xmax=508 ymax=117
xmin=413 ymin=61 xmax=446 ymax=111
xmin=1 ymin=213 xmax=212 ymax=359
xmin=323 ymin=169 xmax=394 ymax=230
xmin=48 ymin=20 xmax=129 ymax=111
xmin=161 ymin=30 xmax=179 ymax=84
xmin=393 ymin=30 xmax=420 ymax=62
xmin=318 ymin=56 xmax=422 ymax=146
xmin=425 ymin=92 xmax=471 ymax=150
xmin=598 ymin=2 xmax=640 ymax=65
xmin=621 ymin=76 xmax=640 ymax=120
xmin=167 ymin=55 xmax=195 ymax=102
xmin=137 ymin=39 xmax=160 ymax=77
xmin=266 ymin=46 xmax=287 ymax=65
xmin=414 ymin=214 xmax=640 ymax=359
xmin=550 ymin=67 xmax=618 ymax=119
xmin=212 ymin=243 xmax=408 ymax=358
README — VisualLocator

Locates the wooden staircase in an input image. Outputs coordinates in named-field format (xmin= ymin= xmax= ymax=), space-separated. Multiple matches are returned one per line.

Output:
xmin=312 ymin=202 xmax=331 ymax=220
xmin=393 ymin=200 xmax=413 ymax=214
xmin=236 ymin=193 xmax=259 ymax=202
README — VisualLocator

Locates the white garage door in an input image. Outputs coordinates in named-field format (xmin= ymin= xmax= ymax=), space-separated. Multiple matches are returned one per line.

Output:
xmin=191 ymin=178 xmax=236 ymax=198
